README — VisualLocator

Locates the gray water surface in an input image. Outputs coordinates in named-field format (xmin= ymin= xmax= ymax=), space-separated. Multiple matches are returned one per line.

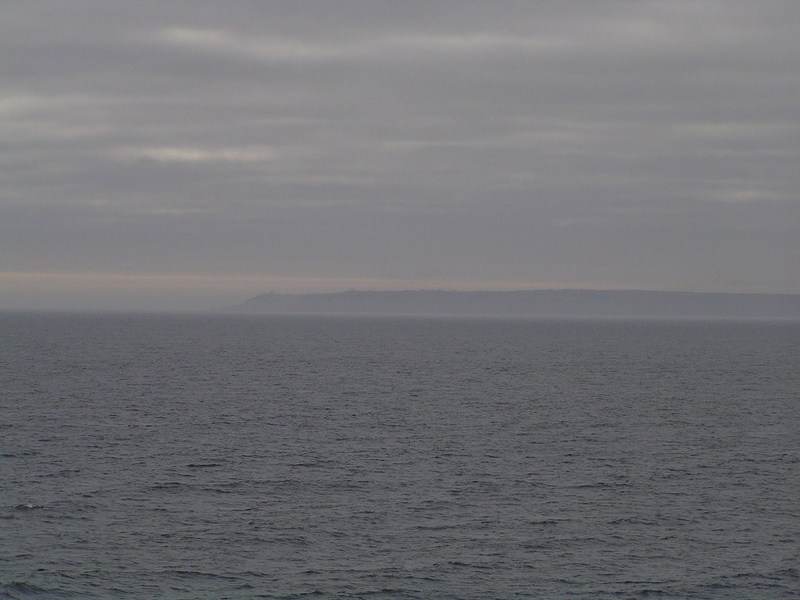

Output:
xmin=2 ymin=314 xmax=799 ymax=598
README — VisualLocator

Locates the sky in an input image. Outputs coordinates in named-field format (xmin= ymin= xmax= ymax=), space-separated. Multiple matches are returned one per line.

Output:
xmin=1 ymin=1 xmax=799 ymax=311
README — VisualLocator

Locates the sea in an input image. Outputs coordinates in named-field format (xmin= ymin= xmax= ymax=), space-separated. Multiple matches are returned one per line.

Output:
xmin=1 ymin=312 xmax=798 ymax=599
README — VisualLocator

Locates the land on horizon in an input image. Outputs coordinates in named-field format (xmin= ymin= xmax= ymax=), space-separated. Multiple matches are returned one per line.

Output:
xmin=228 ymin=289 xmax=800 ymax=319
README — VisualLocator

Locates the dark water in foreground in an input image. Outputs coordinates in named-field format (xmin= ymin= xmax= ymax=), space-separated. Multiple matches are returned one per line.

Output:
xmin=1 ymin=313 xmax=799 ymax=599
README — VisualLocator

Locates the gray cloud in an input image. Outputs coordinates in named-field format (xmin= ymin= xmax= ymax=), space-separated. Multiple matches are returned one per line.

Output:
xmin=1 ymin=1 xmax=798 ymax=309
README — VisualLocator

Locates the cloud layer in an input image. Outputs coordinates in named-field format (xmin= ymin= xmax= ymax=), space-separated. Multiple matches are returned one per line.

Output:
xmin=2 ymin=1 xmax=798 ymax=309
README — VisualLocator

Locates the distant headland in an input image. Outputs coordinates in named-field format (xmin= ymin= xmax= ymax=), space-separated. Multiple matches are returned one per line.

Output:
xmin=227 ymin=289 xmax=800 ymax=319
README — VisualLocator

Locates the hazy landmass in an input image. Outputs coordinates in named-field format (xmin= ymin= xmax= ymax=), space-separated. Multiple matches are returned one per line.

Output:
xmin=228 ymin=290 xmax=800 ymax=319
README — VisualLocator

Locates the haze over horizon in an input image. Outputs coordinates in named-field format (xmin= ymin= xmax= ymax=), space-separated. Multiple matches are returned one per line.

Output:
xmin=2 ymin=1 xmax=799 ymax=311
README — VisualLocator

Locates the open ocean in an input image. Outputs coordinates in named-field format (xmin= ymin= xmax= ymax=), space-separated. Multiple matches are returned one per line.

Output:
xmin=1 ymin=313 xmax=799 ymax=599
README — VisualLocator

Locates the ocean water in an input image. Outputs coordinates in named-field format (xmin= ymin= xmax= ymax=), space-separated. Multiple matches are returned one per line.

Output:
xmin=1 ymin=313 xmax=798 ymax=599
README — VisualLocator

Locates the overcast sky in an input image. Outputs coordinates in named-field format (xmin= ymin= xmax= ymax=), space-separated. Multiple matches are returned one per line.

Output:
xmin=1 ymin=1 xmax=798 ymax=310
